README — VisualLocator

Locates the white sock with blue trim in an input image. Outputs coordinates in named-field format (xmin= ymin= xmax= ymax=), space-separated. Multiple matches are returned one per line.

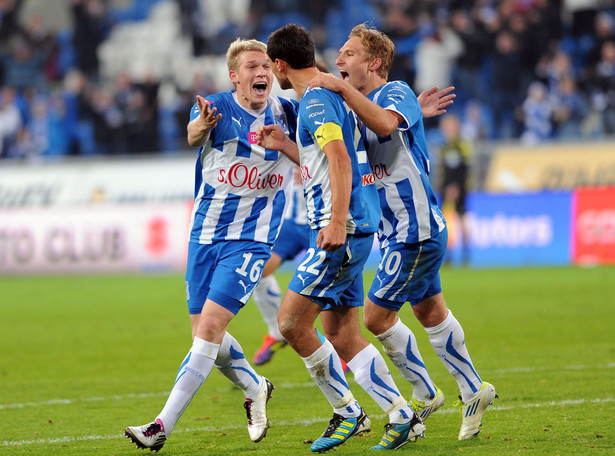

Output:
xmin=302 ymin=338 xmax=361 ymax=418
xmin=425 ymin=310 xmax=482 ymax=402
xmin=347 ymin=343 xmax=413 ymax=424
xmin=157 ymin=337 xmax=218 ymax=434
xmin=215 ymin=332 xmax=262 ymax=399
xmin=252 ymin=275 xmax=283 ymax=340
xmin=376 ymin=318 xmax=438 ymax=402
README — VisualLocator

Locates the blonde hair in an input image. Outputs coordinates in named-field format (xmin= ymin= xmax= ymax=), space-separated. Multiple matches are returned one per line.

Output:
xmin=226 ymin=38 xmax=268 ymax=73
xmin=348 ymin=23 xmax=395 ymax=79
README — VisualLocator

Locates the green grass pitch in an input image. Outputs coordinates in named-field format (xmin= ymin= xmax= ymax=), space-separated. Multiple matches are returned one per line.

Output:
xmin=1 ymin=266 xmax=614 ymax=455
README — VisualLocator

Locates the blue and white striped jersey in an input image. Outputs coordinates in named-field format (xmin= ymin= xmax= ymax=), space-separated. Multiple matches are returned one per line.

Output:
xmin=188 ymin=91 xmax=298 ymax=245
xmin=363 ymin=81 xmax=446 ymax=247
xmin=296 ymin=87 xmax=379 ymax=235
xmin=283 ymin=178 xmax=309 ymax=226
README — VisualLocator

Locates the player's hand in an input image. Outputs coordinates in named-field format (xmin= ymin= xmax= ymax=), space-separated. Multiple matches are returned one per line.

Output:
xmin=308 ymin=72 xmax=344 ymax=93
xmin=256 ymin=124 xmax=286 ymax=150
xmin=196 ymin=95 xmax=222 ymax=130
xmin=316 ymin=220 xmax=346 ymax=252
xmin=418 ymin=86 xmax=456 ymax=118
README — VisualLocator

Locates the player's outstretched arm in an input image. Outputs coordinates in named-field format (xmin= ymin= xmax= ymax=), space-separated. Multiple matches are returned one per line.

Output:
xmin=256 ymin=124 xmax=300 ymax=164
xmin=317 ymin=139 xmax=351 ymax=252
xmin=309 ymin=73 xmax=400 ymax=138
xmin=418 ymin=86 xmax=456 ymax=118
xmin=187 ymin=95 xmax=222 ymax=147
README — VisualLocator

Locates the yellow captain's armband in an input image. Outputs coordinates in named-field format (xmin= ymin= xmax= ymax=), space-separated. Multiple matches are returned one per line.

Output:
xmin=314 ymin=122 xmax=343 ymax=149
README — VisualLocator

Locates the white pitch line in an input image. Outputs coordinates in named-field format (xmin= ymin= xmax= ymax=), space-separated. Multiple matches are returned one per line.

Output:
xmin=1 ymin=397 xmax=613 ymax=447
xmin=2 ymin=362 xmax=612 ymax=411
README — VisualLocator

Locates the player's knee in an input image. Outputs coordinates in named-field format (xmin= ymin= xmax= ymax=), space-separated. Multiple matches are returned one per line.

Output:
xmin=277 ymin=314 xmax=296 ymax=341
xmin=363 ymin=312 xmax=387 ymax=335
xmin=413 ymin=293 xmax=448 ymax=327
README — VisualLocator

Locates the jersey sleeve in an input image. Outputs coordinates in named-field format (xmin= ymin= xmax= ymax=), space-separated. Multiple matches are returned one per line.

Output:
xmin=300 ymin=88 xmax=344 ymax=139
xmin=379 ymin=82 xmax=421 ymax=131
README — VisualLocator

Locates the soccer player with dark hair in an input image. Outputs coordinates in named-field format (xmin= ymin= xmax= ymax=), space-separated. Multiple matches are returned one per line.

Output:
xmin=262 ymin=24 xmax=426 ymax=452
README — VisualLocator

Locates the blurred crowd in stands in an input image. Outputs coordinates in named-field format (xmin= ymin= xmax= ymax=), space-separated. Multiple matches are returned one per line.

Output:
xmin=1 ymin=0 xmax=614 ymax=160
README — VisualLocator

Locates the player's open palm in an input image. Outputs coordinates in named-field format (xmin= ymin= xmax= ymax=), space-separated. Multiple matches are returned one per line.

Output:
xmin=196 ymin=95 xmax=222 ymax=129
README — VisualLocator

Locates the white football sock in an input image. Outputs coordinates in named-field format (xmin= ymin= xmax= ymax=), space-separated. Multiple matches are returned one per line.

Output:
xmin=214 ymin=332 xmax=262 ymax=399
xmin=347 ymin=344 xmax=413 ymax=424
xmin=157 ymin=337 xmax=219 ymax=434
xmin=425 ymin=310 xmax=482 ymax=402
xmin=252 ymin=275 xmax=283 ymax=340
xmin=376 ymin=318 xmax=438 ymax=402
xmin=302 ymin=338 xmax=361 ymax=418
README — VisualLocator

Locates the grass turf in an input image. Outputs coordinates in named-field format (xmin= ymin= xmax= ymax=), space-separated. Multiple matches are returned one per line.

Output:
xmin=0 ymin=266 xmax=614 ymax=455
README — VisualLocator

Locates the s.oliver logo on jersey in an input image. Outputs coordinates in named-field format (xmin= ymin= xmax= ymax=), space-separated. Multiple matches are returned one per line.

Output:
xmin=218 ymin=163 xmax=284 ymax=189
xmin=362 ymin=173 xmax=376 ymax=186
xmin=372 ymin=163 xmax=392 ymax=179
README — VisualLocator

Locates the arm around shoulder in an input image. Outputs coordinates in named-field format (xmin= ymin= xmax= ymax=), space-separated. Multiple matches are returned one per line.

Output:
xmin=336 ymin=82 xmax=401 ymax=137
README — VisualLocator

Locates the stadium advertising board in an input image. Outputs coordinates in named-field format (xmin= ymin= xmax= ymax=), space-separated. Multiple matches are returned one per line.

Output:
xmin=485 ymin=143 xmax=615 ymax=193
xmin=464 ymin=192 xmax=572 ymax=267
xmin=573 ymin=187 xmax=615 ymax=265
xmin=0 ymin=204 xmax=190 ymax=274
xmin=0 ymin=156 xmax=195 ymax=208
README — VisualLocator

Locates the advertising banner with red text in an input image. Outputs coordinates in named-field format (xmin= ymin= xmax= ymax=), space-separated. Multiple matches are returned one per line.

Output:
xmin=573 ymin=187 xmax=615 ymax=265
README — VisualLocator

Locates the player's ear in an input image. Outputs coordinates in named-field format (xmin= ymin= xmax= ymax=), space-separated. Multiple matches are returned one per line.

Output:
xmin=275 ymin=59 xmax=287 ymax=73
xmin=369 ymin=58 xmax=382 ymax=73
xmin=229 ymin=69 xmax=239 ymax=85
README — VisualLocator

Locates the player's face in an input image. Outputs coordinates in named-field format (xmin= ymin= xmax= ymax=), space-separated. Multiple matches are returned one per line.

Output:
xmin=270 ymin=57 xmax=293 ymax=90
xmin=230 ymin=50 xmax=274 ymax=110
xmin=336 ymin=37 xmax=371 ymax=94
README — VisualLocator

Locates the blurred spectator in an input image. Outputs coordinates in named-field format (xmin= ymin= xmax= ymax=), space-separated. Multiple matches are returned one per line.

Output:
xmin=0 ymin=86 xmax=21 ymax=157
xmin=489 ymin=30 xmax=523 ymax=139
xmin=586 ymin=11 xmax=615 ymax=68
xmin=378 ymin=1 xmax=419 ymax=84
xmin=87 ymin=85 xmax=124 ymax=154
xmin=414 ymin=24 xmax=464 ymax=94
xmin=461 ymin=100 xmax=494 ymax=142
xmin=551 ymin=76 xmax=589 ymax=138
xmin=438 ymin=113 xmax=472 ymax=264
xmin=450 ymin=7 xmax=490 ymax=103
xmin=520 ymin=81 xmax=553 ymax=145
xmin=590 ymin=40 xmax=615 ymax=134
xmin=70 ymin=0 xmax=110 ymax=78
xmin=0 ymin=35 xmax=47 ymax=92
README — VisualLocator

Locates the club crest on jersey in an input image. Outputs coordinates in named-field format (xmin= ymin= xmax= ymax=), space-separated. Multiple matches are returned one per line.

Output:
xmin=218 ymin=162 xmax=285 ymax=190
xmin=274 ymin=115 xmax=289 ymax=133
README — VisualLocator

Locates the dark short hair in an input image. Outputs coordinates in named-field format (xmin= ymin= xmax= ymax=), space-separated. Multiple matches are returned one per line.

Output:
xmin=267 ymin=24 xmax=315 ymax=70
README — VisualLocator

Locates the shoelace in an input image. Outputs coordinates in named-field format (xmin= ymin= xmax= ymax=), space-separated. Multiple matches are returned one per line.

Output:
xmin=453 ymin=395 xmax=464 ymax=412
xmin=410 ymin=397 xmax=425 ymax=413
xmin=244 ymin=399 xmax=254 ymax=424
xmin=322 ymin=414 xmax=346 ymax=437
xmin=144 ymin=422 xmax=162 ymax=437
